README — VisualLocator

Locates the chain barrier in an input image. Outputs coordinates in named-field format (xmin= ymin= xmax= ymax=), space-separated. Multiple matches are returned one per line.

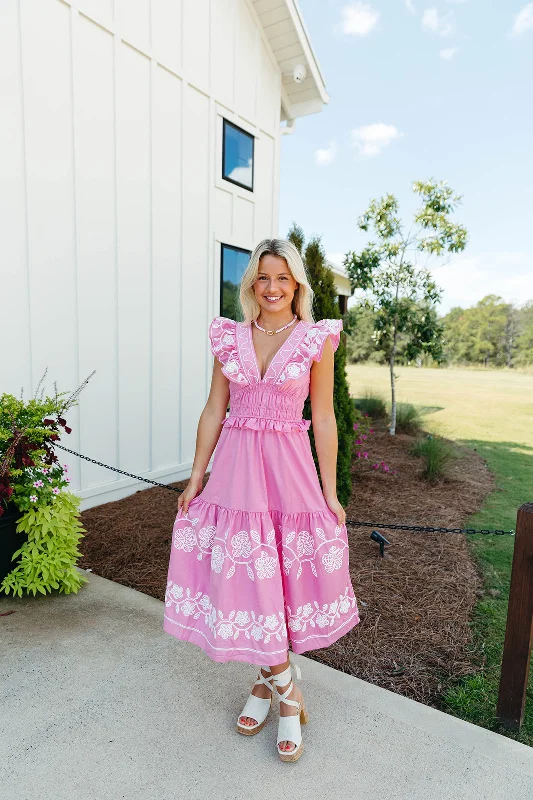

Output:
xmin=53 ymin=442 xmax=515 ymax=537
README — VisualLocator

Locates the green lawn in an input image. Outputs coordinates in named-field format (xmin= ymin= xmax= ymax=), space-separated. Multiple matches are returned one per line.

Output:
xmin=349 ymin=364 xmax=533 ymax=746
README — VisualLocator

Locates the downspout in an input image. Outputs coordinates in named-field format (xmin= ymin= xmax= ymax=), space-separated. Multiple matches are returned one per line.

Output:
xmin=280 ymin=118 xmax=296 ymax=136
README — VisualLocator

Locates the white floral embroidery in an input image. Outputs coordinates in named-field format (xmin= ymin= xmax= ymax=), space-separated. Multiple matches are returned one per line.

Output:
xmin=209 ymin=318 xmax=248 ymax=384
xmin=277 ymin=320 xmax=342 ymax=385
xmin=265 ymin=614 xmax=279 ymax=631
xmin=210 ymin=544 xmax=225 ymax=573
xmin=282 ymin=523 xmax=348 ymax=579
xmin=322 ymin=545 xmax=344 ymax=573
xmin=286 ymin=587 xmax=357 ymax=636
xmin=254 ymin=551 xmax=277 ymax=580
xmin=173 ymin=527 xmax=196 ymax=552
xmin=174 ymin=516 xmax=279 ymax=582
xmin=198 ymin=526 xmax=216 ymax=550
xmin=286 ymin=362 xmax=303 ymax=379
xmin=297 ymin=530 xmax=314 ymax=558
xmin=225 ymin=360 xmax=240 ymax=376
xmin=173 ymin=514 xmax=347 ymax=581
xmin=231 ymin=530 xmax=252 ymax=559
xmin=165 ymin=582 xmax=287 ymax=643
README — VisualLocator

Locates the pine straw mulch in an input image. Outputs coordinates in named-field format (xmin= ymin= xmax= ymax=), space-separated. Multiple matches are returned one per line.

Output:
xmin=78 ymin=422 xmax=495 ymax=709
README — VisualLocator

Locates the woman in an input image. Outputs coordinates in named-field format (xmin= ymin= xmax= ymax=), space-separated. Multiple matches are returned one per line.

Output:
xmin=163 ymin=238 xmax=359 ymax=762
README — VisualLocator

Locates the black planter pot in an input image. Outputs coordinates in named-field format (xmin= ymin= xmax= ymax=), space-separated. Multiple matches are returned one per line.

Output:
xmin=0 ymin=500 xmax=27 ymax=583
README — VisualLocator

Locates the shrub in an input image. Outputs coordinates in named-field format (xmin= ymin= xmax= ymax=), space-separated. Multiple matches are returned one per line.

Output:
xmin=354 ymin=389 xmax=387 ymax=419
xmin=410 ymin=434 xmax=454 ymax=481
xmin=394 ymin=402 xmax=424 ymax=435
xmin=1 ymin=491 xmax=88 ymax=596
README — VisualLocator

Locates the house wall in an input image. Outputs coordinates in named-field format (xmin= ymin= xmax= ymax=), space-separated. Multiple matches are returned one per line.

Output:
xmin=1 ymin=0 xmax=282 ymax=509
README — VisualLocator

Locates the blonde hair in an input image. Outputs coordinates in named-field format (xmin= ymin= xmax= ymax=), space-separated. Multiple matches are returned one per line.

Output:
xmin=239 ymin=238 xmax=315 ymax=324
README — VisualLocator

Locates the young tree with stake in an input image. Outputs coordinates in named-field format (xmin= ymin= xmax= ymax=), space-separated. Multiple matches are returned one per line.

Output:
xmin=344 ymin=178 xmax=468 ymax=435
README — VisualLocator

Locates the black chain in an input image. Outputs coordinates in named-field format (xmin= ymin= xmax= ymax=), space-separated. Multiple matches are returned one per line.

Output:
xmin=344 ymin=520 xmax=514 ymax=536
xmin=53 ymin=442 xmax=515 ymax=536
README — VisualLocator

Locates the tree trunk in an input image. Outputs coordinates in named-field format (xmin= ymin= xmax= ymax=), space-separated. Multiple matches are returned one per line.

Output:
xmin=389 ymin=354 xmax=396 ymax=435
xmin=389 ymin=325 xmax=398 ymax=435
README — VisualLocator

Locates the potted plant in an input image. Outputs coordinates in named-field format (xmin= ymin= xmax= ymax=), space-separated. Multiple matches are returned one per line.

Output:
xmin=0 ymin=369 xmax=94 ymax=596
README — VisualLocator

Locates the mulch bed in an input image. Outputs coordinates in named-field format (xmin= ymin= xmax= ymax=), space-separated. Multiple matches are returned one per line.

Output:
xmin=79 ymin=422 xmax=494 ymax=708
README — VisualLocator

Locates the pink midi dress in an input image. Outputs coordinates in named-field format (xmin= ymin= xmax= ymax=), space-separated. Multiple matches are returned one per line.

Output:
xmin=163 ymin=316 xmax=360 ymax=666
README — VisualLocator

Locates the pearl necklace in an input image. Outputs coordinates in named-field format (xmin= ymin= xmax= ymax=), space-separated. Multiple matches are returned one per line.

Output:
xmin=253 ymin=314 xmax=298 ymax=336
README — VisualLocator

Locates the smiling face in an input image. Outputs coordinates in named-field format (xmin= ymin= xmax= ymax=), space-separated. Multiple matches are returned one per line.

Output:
xmin=253 ymin=253 xmax=299 ymax=317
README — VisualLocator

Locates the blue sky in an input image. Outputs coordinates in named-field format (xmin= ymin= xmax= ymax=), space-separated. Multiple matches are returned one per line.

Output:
xmin=279 ymin=1 xmax=533 ymax=314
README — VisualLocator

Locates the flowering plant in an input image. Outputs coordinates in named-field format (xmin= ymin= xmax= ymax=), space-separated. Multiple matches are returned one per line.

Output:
xmin=0 ymin=369 xmax=94 ymax=596
xmin=0 ymin=369 xmax=93 ymax=516
xmin=352 ymin=408 xmax=397 ymax=475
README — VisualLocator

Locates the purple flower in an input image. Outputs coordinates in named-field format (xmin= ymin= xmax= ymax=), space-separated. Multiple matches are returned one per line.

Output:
xmin=362 ymin=434 xmax=367 ymax=440
xmin=353 ymin=423 xmax=359 ymax=430
xmin=355 ymin=439 xmax=362 ymax=445
xmin=30 ymin=494 xmax=38 ymax=502
xmin=363 ymin=452 xmax=368 ymax=459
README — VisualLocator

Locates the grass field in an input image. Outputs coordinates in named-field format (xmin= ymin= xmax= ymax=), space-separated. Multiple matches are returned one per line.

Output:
xmin=348 ymin=363 xmax=533 ymax=746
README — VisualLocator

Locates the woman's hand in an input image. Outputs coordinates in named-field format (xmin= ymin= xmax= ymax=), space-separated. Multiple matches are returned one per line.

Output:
xmin=324 ymin=494 xmax=346 ymax=527
xmin=177 ymin=477 xmax=204 ymax=515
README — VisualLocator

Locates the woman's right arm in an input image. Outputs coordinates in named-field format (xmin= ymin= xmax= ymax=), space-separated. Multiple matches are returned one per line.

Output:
xmin=178 ymin=357 xmax=230 ymax=514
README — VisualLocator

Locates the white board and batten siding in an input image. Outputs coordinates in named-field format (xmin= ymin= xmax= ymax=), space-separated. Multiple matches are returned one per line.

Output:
xmin=1 ymin=0 xmax=285 ymax=510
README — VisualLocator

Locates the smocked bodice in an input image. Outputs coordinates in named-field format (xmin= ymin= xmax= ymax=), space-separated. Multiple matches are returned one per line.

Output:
xmin=209 ymin=316 xmax=343 ymax=434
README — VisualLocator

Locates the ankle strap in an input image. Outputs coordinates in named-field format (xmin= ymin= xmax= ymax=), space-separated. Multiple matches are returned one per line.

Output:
xmin=271 ymin=660 xmax=301 ymax=688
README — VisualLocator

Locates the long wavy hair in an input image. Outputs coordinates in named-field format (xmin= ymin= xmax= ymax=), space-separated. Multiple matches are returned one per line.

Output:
xmin=239 ymin=238 xmax=315 ymax=324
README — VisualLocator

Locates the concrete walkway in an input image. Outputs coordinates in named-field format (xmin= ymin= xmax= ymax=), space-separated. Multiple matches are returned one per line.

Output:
xmin=3 ymin=571 xmax=533 ymax=800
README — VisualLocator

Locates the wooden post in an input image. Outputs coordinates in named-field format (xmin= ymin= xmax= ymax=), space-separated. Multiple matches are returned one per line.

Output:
xmin=496 ymin=503 xmax=533 ymax=730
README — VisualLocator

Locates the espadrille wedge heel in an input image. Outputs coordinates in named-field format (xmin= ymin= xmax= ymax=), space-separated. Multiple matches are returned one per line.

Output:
xmin=272 ymin=661 xmax=308 ymax=762
xmin=236 ymin=666 xmax=274 ymax=735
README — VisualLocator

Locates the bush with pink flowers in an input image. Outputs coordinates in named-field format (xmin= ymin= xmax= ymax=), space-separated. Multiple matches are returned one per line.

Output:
xmin=352 ymin=404 xmax=397 ymax=476
xmin=0 ymin=369 xmax=93 ymax=596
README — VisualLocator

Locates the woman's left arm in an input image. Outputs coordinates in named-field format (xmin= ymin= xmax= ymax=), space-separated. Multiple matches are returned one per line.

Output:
xmin=309 ymin=336 xmax=346 ymax=526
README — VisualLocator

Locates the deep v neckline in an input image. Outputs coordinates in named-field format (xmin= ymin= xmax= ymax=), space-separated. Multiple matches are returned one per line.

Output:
xmin=247 ymin=319 xmax=303 ymax=382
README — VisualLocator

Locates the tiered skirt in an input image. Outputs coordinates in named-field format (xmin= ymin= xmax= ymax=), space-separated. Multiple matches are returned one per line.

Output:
xmin=163 ymin=425 xmax=360 ymax=665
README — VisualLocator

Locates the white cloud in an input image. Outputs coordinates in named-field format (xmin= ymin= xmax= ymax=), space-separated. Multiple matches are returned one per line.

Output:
xmin=315 ymin=141 xmax=338 ymax=166
xmin=340 ymin=3 xmax=380 ymax=36
xmin=403 ymin=0 xmax=416 ymax=14
xmin=422 ymin=7 xmax=455 ymax=36
xmin=440 ymin=46 xmax=458 ymax=59
xmin=351 ymin=123 xmax=403 ymax=158
xmin=512 ymin=4 xmax=533 ymax=35
xmin=430 ymin=252 xmax=533 ymax=313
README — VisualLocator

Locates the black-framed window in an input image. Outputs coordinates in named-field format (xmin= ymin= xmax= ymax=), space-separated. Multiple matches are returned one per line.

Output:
xmin=222 ymin=119 xmax=254 ymax=191
xmin=220 ymin=244 xmax=252 ymax=320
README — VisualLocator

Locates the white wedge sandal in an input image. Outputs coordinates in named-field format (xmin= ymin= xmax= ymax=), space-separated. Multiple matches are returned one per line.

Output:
xmin=272 ymin=661 xmax=309 ymax=762
xmin=236 ymin=666 xmax=274 ymax=735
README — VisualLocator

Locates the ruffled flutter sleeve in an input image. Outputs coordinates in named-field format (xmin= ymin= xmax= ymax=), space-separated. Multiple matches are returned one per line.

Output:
xmin=208 ymin=316 xmax=236 ymax=365
xmin=310 ymin=318 xmax=343 ymax=363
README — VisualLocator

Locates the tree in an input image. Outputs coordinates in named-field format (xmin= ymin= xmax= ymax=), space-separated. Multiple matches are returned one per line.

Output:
xmin=441 ymin=295 xmax=517 ymax=367
xmin=344 ymin=178 xmax=468 ymax=434
xmin=287 ymin=223 xmax=356 ymax=507
xmin=516 ymin=301 xmax=533 ymax=367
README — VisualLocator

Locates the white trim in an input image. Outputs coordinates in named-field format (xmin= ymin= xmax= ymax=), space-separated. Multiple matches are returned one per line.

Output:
xmin=289 ymin=610 xmax=360 ymax=645
xmin=164 ymin=614 xmax=289 ymax=658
